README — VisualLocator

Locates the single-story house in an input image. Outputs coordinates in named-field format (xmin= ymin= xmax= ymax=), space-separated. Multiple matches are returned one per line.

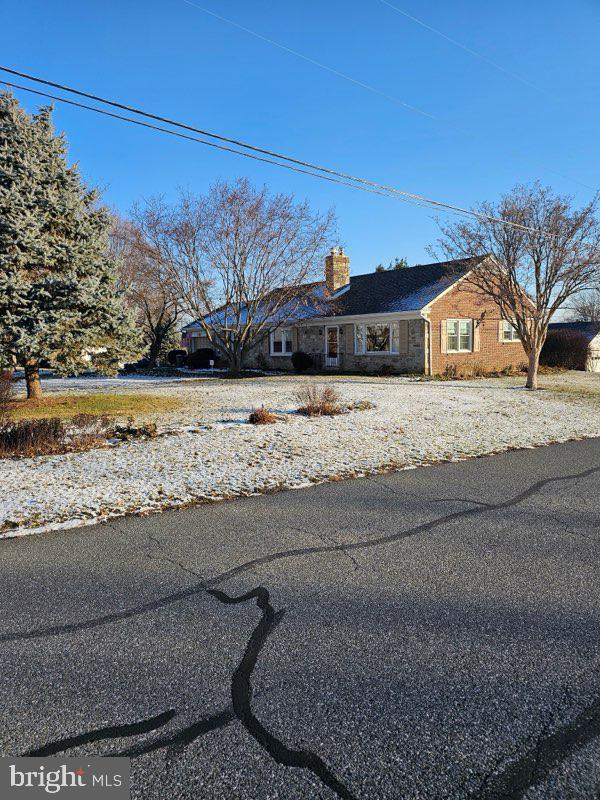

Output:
xmin=547 ymin=321 xmax=600 ymax=372
xmin=182 ymin=249 xmax=529 ymax=375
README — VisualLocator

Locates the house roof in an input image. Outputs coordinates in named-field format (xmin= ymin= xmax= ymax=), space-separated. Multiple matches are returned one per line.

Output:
xmin=548 ymin=321 xmax=600 ymax=343
xmin=323 ymin=256 xmax=484 ymax=317
xmin=182 ymin=255 xmax=485 ymax=329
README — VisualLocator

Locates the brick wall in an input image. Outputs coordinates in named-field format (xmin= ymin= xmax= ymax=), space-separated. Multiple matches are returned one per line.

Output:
xmin=427 ymin=282 xmax=527 ymax=375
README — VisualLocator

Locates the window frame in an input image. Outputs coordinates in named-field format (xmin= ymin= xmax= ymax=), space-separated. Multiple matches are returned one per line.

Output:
xmin=354 ymin=322 xmax=401 ymax=355
xmin=501 ymin=320 xmax=520 ymax=342
xmin=446 ymin=319 xmax=473 ymax=353
xmin=269 ymin=328 xmax=293 ymax=356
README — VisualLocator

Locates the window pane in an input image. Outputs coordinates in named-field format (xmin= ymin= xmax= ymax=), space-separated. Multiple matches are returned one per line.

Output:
xmin=447 ymin=320 xmax=458 ymax=351
xmin=273 ymin=339 xmax=282 ymax=353
xmin=391 ymin=322 xmax=399 ymax=353
xmin=366 ymin=324 xmax=390 ymax=352
xmin=459 ymin=320 xmax=471 ymax=350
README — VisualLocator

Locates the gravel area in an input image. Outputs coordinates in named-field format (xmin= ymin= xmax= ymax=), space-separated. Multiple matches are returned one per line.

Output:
xmin=2 ymin=373 xmax=599 ymax=537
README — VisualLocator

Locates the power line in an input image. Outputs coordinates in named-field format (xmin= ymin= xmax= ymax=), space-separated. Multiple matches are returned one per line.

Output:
xmin=181 ymin=1 xmax=595 ymax=193
xmin=377 ymin=0 xmax=547 ymax=96
xmin=0 ymin=66 xmax=564 ymax=236
xmin=0 ymin=79 xmax=427 ymax=206
xmin=180 ymin=0 xmax=442 ymax=124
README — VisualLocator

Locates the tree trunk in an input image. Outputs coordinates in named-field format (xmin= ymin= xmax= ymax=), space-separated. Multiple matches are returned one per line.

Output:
xmin=24 ymin=360 xmax=43 ymax=400
xmin=148 ymin=336 xmax=161 ymax=368
xmin=228 ymin=350 xmax=243 ymax=376
xmin=525 ymin=347 xmax=540 ymax=390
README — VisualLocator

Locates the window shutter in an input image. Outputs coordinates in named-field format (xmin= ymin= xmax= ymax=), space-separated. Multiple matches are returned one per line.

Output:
xmin=498 ymin=320 xmax=504 ymax=342
xmin=440 ymin=320 xmax=447 ymax=354
xmin=473 ymin=320 xmax=480 ymax=352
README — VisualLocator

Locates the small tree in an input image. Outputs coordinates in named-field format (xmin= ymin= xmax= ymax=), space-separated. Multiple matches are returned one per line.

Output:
xmin=375 ymin=257 xmax=409 ymax=273
xmin=132 ymin=179 xmax=336 ymax=374
xmin=434 ymin=182 xmax=600 ymax=389
xmin=0 ymin=92 xmax=139 ymax=398
xmin=111 ymin=216 xmax=181 ymax=367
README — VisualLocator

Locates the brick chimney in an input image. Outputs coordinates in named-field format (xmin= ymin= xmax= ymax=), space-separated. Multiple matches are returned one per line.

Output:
xmin=325 ymin=246 xmax=350 ymax=294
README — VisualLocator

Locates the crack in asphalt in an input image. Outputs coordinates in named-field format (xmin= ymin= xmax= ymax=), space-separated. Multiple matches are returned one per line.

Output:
xmin=23 ymin=709 xmax=177 ymax=757
xmin=472 ymin=696 xmax=600 ymax=799
xmin=207 ymin=586 xmax=357 ymax=800
xmin=1 ymin=464 xmax=598 ymax=646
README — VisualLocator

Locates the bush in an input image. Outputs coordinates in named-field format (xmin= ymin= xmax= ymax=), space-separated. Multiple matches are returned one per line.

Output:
xmin=167 ymin=349 xmax=187 ymax=366
xmin=186 ymin=348 xmax=219 ymax=370
xmin=248 ymin=406 xmax=277 ymax=425
xmin=541 ymin=330 xmax=589 ymax=370
xmin=296 ymin=384 xmax=342 ymax=416
xmin=291 ymin=351 xmax=315 ymax=373
xmin=377 ymin=363 xmax=395 ymax=377
xmin=0 ymin=417 xmax=66 ymax=456
xmin=0 ymin=413 xmax=114 ymax=458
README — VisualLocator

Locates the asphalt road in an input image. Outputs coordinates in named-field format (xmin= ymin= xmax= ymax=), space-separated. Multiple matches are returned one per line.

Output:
xmin=0 ymin=439 xmax=599 ymax=799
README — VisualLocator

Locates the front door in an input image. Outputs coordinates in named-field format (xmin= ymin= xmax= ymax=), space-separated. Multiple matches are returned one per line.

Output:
xmin=325 ymin=326 xmax=339 ymax=368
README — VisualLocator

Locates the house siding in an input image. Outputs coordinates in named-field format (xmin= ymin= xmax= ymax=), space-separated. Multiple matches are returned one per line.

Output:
xmin=244 ymin=319 xmax=426 ymax=373
xmin=427 ymin=282 xmax=528 ymax=375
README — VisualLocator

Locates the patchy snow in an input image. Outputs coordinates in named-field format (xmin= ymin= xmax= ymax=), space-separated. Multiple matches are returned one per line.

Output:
xmin=1 ymin=374 xmax=599 ymax=537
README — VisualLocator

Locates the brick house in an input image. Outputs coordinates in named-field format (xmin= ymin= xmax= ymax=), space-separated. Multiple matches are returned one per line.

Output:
xmin=181 ymin=249 xmax=528 ymax=375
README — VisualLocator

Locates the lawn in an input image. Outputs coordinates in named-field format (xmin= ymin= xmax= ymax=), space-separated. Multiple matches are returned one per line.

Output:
xmin=9 ymin=392 xmax=183 ymax=421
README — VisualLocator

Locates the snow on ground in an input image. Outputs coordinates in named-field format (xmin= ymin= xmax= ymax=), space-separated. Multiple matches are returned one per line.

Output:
xmin=1 ymin=373 xmax=599 ymax=537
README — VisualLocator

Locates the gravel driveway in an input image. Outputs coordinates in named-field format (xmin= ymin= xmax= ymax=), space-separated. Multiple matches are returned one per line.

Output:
xmin=2 ymin=373 xmax=599 ymax=536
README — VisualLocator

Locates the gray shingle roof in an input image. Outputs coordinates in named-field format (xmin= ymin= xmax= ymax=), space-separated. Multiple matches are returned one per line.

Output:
xmin=323 ymin=256 xmax=484 ymax=317
xmin=548 ymin=321 xmax=600 ymax=342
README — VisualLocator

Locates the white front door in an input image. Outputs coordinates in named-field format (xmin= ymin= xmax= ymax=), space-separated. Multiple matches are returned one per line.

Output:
xmin=325 ymin=326 xmax=339 ymax=367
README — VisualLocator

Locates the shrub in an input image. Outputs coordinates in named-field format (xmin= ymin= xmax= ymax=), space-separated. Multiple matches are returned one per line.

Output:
xmin=112 ymin=417 xmax=158 ymax=441
xmin=346 ymin=399 xmax=376 ymax=411
xmin=0 ymin=417 xmax=66 ymax=456
xmin=0 ymin=413 xmax=116 ymax=458
xmin=248 ymin=406 xmax=277 ymax=425
xmin=296 ymin=385 xmax=342 ymax=416
xmin=167 ymin=349 xmax=187 ymax=366
xmin=541 ymin=330 xmax=589 ymax=370
xmin=377 ymin=364 xmax=395 ymax=377
xmin=186 ymin=348 xmax=219 ymax=369
xmin=291 ymin=351 xmax=315 ymax=373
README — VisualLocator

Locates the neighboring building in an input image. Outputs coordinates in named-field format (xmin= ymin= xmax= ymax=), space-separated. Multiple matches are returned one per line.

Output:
xmin=547 ymin=321 xmax=600 ymax=372
xmin=181 ymin=250 xmax=529 ymax=375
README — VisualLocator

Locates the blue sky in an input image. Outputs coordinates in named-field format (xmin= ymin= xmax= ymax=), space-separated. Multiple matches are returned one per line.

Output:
xmin=3 ymin=0 xmax=599 ymax=274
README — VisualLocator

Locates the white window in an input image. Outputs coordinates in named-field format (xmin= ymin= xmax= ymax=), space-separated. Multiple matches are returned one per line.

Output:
xmin=501 ymin=320 xmax=520 ymax=342
xmin=447 ymin=319 xmax=472 ymax=352
xmin=354 ymin=322 xmax=401 ymax=355
xmin=270 ymin=328 xmax=293 ymax=356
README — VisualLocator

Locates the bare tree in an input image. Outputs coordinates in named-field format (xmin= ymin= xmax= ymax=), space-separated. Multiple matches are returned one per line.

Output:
xmin=110 ymin=216 xmax=182 ymax=367
xmin=567 ymin=288 xmax=600 ymax=322
xmin=132 ymin=179 xmax=336 ymax=374
xmin=433 ymin=183 xmax=600 ymax=389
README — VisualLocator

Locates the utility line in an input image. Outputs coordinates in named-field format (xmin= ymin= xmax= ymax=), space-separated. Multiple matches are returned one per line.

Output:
xmin=377 ymin=0 xmax=547 ymax=96
xmin=180 ymin=0 xmax=442 ymax=124
xmin=0 ymin=66 xmax=565 ymax=236
xmin=181 ymin=1 xmax=595 ymax=192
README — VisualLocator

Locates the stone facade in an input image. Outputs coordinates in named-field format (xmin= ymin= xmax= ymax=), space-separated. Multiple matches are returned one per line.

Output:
xmin=245 ymin=319 xmax=426 ymax=374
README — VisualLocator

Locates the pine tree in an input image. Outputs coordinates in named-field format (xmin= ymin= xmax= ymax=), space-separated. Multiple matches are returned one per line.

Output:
xmin=0 ymin=91 xmax=140 ymax=398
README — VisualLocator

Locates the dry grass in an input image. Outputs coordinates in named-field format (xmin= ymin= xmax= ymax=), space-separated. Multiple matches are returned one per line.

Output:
xmin=0 ymin=415 xmax=114 ymax=458
xmin=9 ymin=392 xmax=182 ymax=421
xmin=296 ymin=385 xmax=342 ymax=416
xmin=248 ymin=406 xmax=278 ymax=425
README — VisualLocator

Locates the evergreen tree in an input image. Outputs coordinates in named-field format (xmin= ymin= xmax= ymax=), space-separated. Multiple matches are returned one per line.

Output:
xmin=0 ymin=91 xmax=139 ymax=398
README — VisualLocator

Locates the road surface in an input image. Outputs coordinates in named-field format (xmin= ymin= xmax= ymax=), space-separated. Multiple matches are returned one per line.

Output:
xmin=0 ymin=438 xmax=599 ymax=799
